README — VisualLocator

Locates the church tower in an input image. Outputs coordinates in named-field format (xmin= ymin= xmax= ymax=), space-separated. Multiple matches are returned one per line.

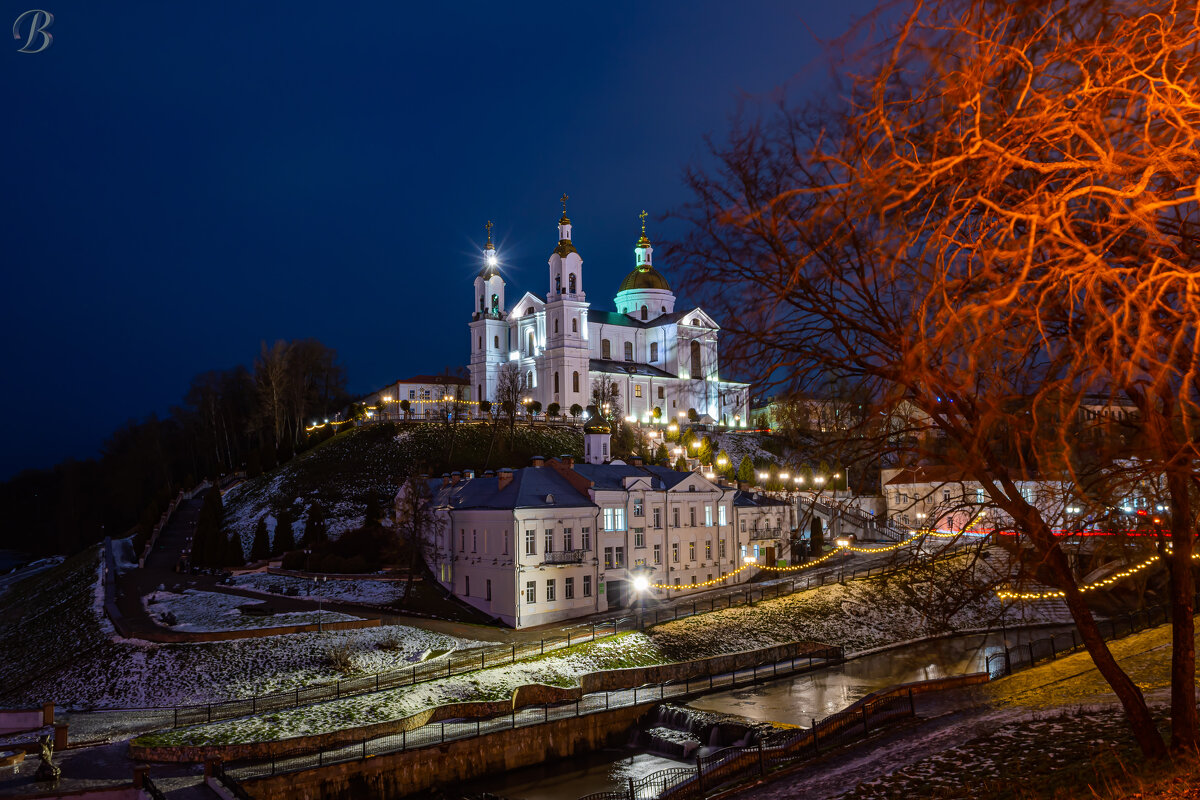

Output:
xmin=615 ymin=211 xmax=675 ymax=321
xmin=468 ymin=221 xmax=509 ymax=404
xmin=541 ymin=195 xmax=591 ymax=414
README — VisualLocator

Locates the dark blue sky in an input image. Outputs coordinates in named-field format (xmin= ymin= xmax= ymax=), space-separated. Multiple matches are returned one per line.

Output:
xmin=1 ymin=1 xmax=877 ymax=478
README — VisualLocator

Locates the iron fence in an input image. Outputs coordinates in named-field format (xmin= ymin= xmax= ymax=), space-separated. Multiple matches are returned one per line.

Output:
xmin=141 ymin=775 xmax=167 ymax=800
xmin=224 ymin=645 xmax=845 ymax=782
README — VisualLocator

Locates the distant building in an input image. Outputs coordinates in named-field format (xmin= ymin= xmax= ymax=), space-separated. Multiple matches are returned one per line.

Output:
xmin=360 ymin=375 xmax=472 ymax=420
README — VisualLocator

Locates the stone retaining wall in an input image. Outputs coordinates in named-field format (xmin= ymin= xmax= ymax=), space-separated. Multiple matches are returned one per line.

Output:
xmin=239 ymin=702 xmax=659 ymax=800
xmin=127 ymin=617 xmax=380 ymax=644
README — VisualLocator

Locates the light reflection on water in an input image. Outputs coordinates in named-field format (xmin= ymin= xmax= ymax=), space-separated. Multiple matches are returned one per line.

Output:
xmin=456 ymin=748 xmax=689 ymax=800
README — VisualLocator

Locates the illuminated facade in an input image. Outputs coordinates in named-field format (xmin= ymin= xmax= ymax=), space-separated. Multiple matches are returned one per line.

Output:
xmin=468 ymin=207 xmax=750 ymax=426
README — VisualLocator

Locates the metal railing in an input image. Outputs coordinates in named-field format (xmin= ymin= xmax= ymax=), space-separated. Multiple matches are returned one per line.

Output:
xmin=545 ymin=549 xmax=590 ymax=565
xmin=224 ymin=645 xmax=845 ymax=782
xmin=213 ymin=763 xmax=255 ymax=800
xmin=142 ymin=775 xmax=167 ymax=800
xmin=578 ymin=689 xmax=916 ymax=800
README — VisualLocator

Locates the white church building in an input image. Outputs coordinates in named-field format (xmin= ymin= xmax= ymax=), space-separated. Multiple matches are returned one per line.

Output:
xmin=468 ymin=205 xmax=750 ymax=426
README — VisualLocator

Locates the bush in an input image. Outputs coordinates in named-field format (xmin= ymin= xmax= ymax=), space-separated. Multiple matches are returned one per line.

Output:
xmin=325 ymin=641 xmax=357 ymax=675
xmin=281 ymin=551 xmax=307 ymax=571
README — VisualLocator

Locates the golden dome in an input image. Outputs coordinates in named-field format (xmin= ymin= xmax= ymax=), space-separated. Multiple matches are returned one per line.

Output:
xmin=618 ymin=265 xmax=671 ymax=292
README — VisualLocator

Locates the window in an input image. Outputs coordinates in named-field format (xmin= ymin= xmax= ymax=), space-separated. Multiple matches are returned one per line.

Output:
xmin=741 ymin=544 xmax=747 ymax=560
xmin=976 ymin=488 xmax=985 ymax=504
xmin=486 ymin=579 xmax=492 ymax=601
xmin=672 ymin=542 xmax=680 ymax=562
xmin=691 ymin=576 xmax=697 ymax=585
xmin=504 ymin=530 xmax=509 ymax=554
xmin=546 ymin=579 xmax=556 ymax=602
xmin=673 ymin=507 xmax=680 ymax=527
xmin=569 ymin=273 xmax=576 ymax=293
xmin=526 ymin=581 xmax=536 ymax=604
xmin=572 ymin=318 xmax=578 ymax=333
xmin=690 ymin=340 xmax=702 ymax=376
xmin=640 ymin=305 xmax=648 ymax=320
xmin=603 ymin=508 xmax=627 ymax=531
xmin=493 ymin=335 xmax=499 ymax=349
xmin=658 ymin=386 xmax=664 ymax=399
xmin=615 ymin=546 xmax=625 ymax=567
xmin=472 ymin=530 xmax=477 ymax=552
xmin=573 ymin=371 xmax=580 ymax=392
xmin=943 ymin=488 xmax=951 ymax=503
xmin=634 ymin=385 xmax=642 ymax=398
xmin=565 ymin=577 xmax=575 ymax=599
xmin=604 ymin=547 xmax=613 ymax=569
xmin=525 ymin=529 xmax=536 ymax=555
xmin=581 ymin=527 xmax=591 ymax=550
xmin=653 ymin=508 xmax=661 ymax=528
xmin=718 ymin=505 xmax=727 ymax=525
xmin=459 ymin=530 xmax=465 ymax=551
xmin=635 ymin=557 xmax=646 ymax=567
xmin=719 ymin=539 xmax=726 ymax=558
xmin=705 ymin=506 xmax=713 ymax=527
xmin=634 ymin=499 xmax=644 ymax=517
xmin=544 ymin=530 xmax=554 ymax=553
xmin=554 ymin=372 xmax=560 ymax=393
xmin=563 ymin=528 xmax=574 ymax=551
xmin=688 ymin=541 xmax=696 ymax=561
xmin=478 ymin=336 xmax=482 ymax=350
xmin=740 ymin=519 xmax=746 ymax=532
xmin=674 ymin=577 xmax=680 ymax=587
xmin=465 ymin=575 xmax=470 ymax=596
xmin=526 ymin=370 xmax=533 ymax=389
xmin=409 ymin=389 xmax=416 ymax=399
xmin=528 ymin=332 xmax=536 ymax=355
xmin=634 ymin=528 xmax=645 ymax=548
xmin=650 ymin=342 xmax=658 ymax=362
xmin=624 ymin=341 xmax=634 ymax=361
xmin=583 ymin=575 xmax=592 ymax=597
xmin=689 ymin=507 xmax=696 ymax=527
xmin=602 ymin=339 xmax=611 ymax=359
xmin=705 ymin=540 xmax=712 ymax=560
xmin=707 ymin=573 xmax=712 ymax=583
xmin=653 ymin=543 xmax=662 ymax=564
xmin=554 ymin=318 xmax=559 ymax=333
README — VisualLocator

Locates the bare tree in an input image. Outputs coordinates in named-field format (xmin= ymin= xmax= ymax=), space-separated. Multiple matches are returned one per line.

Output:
xmin=674 ymin=0 xmax=1199 ymax=758
xmin=494 ymin=362 xmax=523 ymax=443
xmin=393 ymin=474 xmax=446 ymax=606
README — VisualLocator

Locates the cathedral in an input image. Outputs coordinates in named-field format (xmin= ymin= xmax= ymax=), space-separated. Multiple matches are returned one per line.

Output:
xmin=468 ymin=202 xmax=750 ymax=427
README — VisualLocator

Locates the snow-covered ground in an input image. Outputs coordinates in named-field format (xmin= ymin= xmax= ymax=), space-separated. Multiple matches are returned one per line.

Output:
xmin=0 ymin=555 xmax=63 ymax=599
xmin=139 ymin=632 xmax=666 ymax=746
xmin=142 ymin=589 xmax=359 ymax=632
xmin=229 ymin=573 xmax=406 ymax=606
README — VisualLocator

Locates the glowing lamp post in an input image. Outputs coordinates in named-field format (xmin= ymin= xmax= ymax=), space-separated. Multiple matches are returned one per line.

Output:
xmin=632 ymin=574 xmax=650 ymax=629
xmin=835 ymin=539 xmax=850 ymax=582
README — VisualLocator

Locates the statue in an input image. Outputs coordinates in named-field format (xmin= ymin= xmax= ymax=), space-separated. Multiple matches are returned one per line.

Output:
xmin=34 ymin=735 xmax=60 ymax=783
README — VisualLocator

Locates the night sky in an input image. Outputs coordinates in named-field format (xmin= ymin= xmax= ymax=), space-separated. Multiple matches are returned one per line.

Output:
xmin=1 ymin=1 xmax=878 ymax=478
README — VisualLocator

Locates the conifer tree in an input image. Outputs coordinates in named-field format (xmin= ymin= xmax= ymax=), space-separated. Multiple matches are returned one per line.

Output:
xmin=273 ymin=507 xmax=295 ymax=555
xmin=364 ymin=494 xmax=383 ymax=527
xmin=736 ymin=455 xmax=754 ymax=483
xmin=250 ymin=517 xmax=270 ymax=561
xmin=654 ymin=443 xmax=670 ymax=466
xmin=674 ymin=455 xmax=688 ymax=472
xmin=303 ymin=501 xmax=328 ymax=546
xmin=716 ymin=449 xmax=732 ymax=477
xmin=192 ymin=487 xmax=226 ymax=567
xmin=224 ymin=532 xmax=244 ymax=567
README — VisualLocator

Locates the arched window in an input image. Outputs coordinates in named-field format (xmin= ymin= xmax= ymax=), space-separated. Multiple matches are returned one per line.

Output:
xmin=601 ymin=339 xmax=611 ymax=359
xmin=690 ymin=341 xmax=702 ymax=377
xmin=554 ymin=372 xmax=560 ymax=393
xmin=554 ymin=318 xmax=559 ymax=333
xmin=640 ymin=305 xmax=648 ymax=320
xmin=525 ymin=307 xmax=534 ymax=316
xmin=478 ymin=336 xmax=482 ymax=350
xmin=661 ymin=305 xmax=666 ymax=313
xmin=526 ymin=370 xmax=533 ymax=388
xmin=650 ymin=342 xmax=658 ymax=362
xmin=555 ymin=275 xmax=562 ymax=294
xmin=571 ymin=318 xmax=577 ymax=333
xmin=624 ymin=341 xmax=634 ymax=361
xmin=479 ymin=296 xmax=485 ymax=311
xmin=568 ymin=273 xmax=576 ymax=293
xmin=491 ymin=294 xmax=499 ymax=313
xmin=493 ymin=335 xmax=499 ymax=348
xmin=528 ymin=332 xmax=535 ymax=355
xmin=573 ymin=371 xmax=580 ymax=392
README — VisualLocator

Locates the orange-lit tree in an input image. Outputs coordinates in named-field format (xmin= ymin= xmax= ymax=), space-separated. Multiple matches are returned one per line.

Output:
xmin=677 ymin=0 xmax=1198 ymax=757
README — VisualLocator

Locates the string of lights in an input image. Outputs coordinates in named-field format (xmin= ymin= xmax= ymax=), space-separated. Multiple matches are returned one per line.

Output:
xmin=996 ymin=550 xmax=1200 ymax=601
xmin=648 ymin=545 xmax=848 ymax=590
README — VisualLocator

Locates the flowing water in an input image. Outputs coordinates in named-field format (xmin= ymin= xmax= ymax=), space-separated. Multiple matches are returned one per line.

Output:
xmin=464 ymin=627 xmax=1068 ymax=800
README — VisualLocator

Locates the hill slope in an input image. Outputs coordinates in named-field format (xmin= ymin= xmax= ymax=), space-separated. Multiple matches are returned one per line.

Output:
xmin=224 ymin=422 xmax=583 ymax=550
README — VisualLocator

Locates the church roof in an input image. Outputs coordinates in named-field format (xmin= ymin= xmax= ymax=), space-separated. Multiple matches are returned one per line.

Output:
xmin=588 ymin=309 xmax=692 ymax=329
xmin=617 ymin=265 xmax=671 ymax=292
xmin=589 ymin=359 xmax=677 ymax=379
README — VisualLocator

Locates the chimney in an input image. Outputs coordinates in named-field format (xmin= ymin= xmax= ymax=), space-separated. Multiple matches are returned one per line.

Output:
xmin=559 ymin=454 xmax=575 ymax=468
xmin=450 ymin=471 xmax=462 ymax=485
xmin=497 ymin=468 xmax=514 ymax=490
xmin=463 ymin=469 xmax=475 ymax=480
xmin=631 ymin=456 xmax=644 ymax=466
xmin=530 ymin=455 xmax=545 ymax=468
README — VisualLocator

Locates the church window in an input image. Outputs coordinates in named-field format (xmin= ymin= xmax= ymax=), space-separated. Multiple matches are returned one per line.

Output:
xmin=658 ymin=386 xmax=665 ymax=399
xmin=479 ymin=296 xmax=484 ymax=311
xmin=641 ymin=305 xmax=648 ymax=320
xmin=573 ymin=371 xmax=580 ymax=392
xmin=601 ymin=339 xmax=611 ymax=359
xmin=650 ymin=342 xmax=658 ymax=362
xmin=690 ymin=341 xmax=702 ymax=376
xmin=478 ymin=384 xmax=483 ymax=401
xmin=569 ymin=273 xmax=576 ymax=293
xmin=528 ymin=332 xmax=535 ymax=355
xmin=478 ymin=336 xmax=482 ymax=350
xmin=554 ymin=372 xmax=560 ymax=393
xmin=571 ymin=318 xmax=577 ymax=333
xmin=661 ymin=305 xmax=666 ymax=313
xmin=555 ymin=275 xmax=562 ymax=294
xmin=525 ymin=307 xmax=534 ymax=315
xmin=526 ymin=370 xmax=533 ymax=389
xmin=624 ymin=341 xmax=633 ymax=362
xmin=491 ymin=294 xmax=499 ymax=313
xmin=554 ymin=318 xmax=559 ymax=334
xmin=493 ymin=335 xmax=499 ymax=348
xmin=634 ymin=385 xmax=642 ymax=398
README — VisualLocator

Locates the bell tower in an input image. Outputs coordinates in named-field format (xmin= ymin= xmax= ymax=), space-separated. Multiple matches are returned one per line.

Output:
xmin=469 ymin=221 xmax=509 ymax=405
xmin=543 ymin=194 xmax=591 ymax=414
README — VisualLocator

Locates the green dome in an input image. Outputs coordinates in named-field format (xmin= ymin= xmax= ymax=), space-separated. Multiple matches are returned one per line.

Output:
xmin=618 ymin=265 xmax=671 ymax=292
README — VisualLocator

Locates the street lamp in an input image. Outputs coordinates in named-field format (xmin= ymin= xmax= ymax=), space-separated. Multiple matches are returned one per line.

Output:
xmin=835 ymin=539 xmax=850 ymax=582
xmin=312 ymin=575 xmax=328 ymax=632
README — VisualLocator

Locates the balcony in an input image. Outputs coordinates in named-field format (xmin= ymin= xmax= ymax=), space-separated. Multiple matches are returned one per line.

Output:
xmin=544 ymin=549 xmax=589 ymax=565
xmin=748 ymin=528 xmax=783 ymax=541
